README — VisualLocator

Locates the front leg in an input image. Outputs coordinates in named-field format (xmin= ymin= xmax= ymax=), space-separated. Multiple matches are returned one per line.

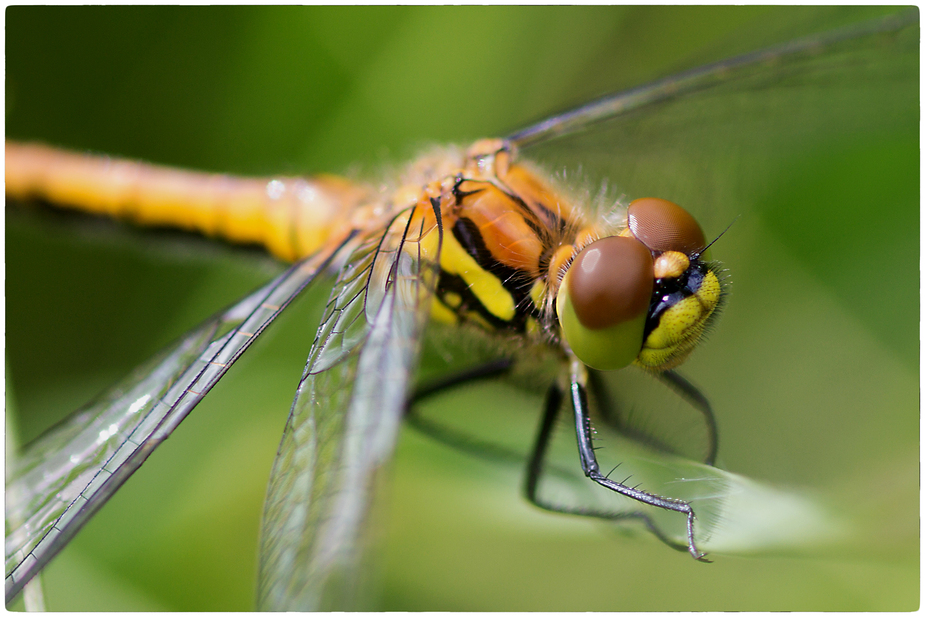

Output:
xmin=568 ymin=358 xmax=709 ymax=561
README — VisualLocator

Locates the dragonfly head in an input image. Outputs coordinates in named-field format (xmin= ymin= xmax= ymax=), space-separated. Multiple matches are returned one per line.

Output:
xmin=556 ymin=197 xmax=723 ymax=372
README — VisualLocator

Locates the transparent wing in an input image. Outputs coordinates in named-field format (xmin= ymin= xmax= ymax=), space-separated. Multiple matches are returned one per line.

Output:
xmin=509 ymin=9 xmax=917 ymax=238
xmin=5 ymin=239 xmax=349 ymax=604
xmin=506 ymin=9 xmax=917 ymax=149
xmin=257 ymin=203 xmax=441 ymax=610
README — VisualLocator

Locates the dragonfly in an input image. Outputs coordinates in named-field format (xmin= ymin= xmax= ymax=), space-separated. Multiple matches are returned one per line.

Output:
xmin=6 ymin=7 xmax=918 ymax=611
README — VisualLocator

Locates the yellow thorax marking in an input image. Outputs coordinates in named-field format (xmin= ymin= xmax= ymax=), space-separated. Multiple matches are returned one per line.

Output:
xmin=440 ymin=232 xmax=516 ymax=323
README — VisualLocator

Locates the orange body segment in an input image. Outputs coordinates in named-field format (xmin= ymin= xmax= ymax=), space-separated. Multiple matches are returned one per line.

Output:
xmin=5 ymin=141 xmax=365 ymax=262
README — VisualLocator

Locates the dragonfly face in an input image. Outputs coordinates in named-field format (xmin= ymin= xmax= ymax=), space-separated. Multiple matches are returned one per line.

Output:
xmin=6 ymin=6 xmax=918 ymax=611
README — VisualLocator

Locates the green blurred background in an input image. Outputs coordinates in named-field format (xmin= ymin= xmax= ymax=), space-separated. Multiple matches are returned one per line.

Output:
xmin=6 ymin=6 xmax=918 ymax=610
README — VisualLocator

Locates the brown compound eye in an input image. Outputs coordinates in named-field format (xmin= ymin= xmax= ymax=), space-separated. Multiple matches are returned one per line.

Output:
xmin=556 ymin=236 xmax=654 ymax=370
xmin=567 ymin=236 xmax=653 ymax=329
xmin=627 ymin=197 xmax=706 ymax=256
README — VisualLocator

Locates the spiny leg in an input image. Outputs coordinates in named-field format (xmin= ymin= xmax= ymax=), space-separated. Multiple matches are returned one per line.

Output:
xmin=523 ymin=382 xmax=687 ymax=552
xmin=525 ymin=365 xmax=710 ymax=560
xmin=569 ymin=362 xmax=709 ymax=561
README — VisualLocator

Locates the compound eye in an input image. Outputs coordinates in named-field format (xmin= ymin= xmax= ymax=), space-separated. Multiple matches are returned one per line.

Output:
xmin=567 ymin=236 xmax=652 ymax=329
xmin=556 ymin=236 xmax=653 ymax=370
xmin=627 ymin=197 xmax=706 ymax=256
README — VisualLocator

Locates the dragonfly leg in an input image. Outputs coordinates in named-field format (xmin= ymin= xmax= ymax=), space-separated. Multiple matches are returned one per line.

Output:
xmin=523 ymin=384 xmax=666 ymax=531
xmin=523 ymin=383 xmax=563 ymax=502
xmin=588 ymin=369 xmax=719 ymax=466
xmin=656 ymin=370 xmax=719 ymax=466
xmin=568 ymin=369 xmax=710 ymax=561
xmin=405 ymin=358 xmax=523 ymax=465
xmin=523 ymin=372 xmax=710 ymax=561
xmin=410 ymin=358 xmax=514 ymax=403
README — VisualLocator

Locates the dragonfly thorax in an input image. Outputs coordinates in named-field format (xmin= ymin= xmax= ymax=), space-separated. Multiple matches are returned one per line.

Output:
xmin=427 ymin=140 xmax=583 ymax=337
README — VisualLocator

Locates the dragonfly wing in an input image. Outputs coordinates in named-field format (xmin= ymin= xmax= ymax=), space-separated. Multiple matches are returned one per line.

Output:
xmin=5 ymin=240 xmax=348 ymax=604
xmin=257 ymin=203 xmax=442 ymax=611
xmin=508 ymin=10 xmax=916 ymax=241
xmin=506 ymin=9 xmax=917 ymax=148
